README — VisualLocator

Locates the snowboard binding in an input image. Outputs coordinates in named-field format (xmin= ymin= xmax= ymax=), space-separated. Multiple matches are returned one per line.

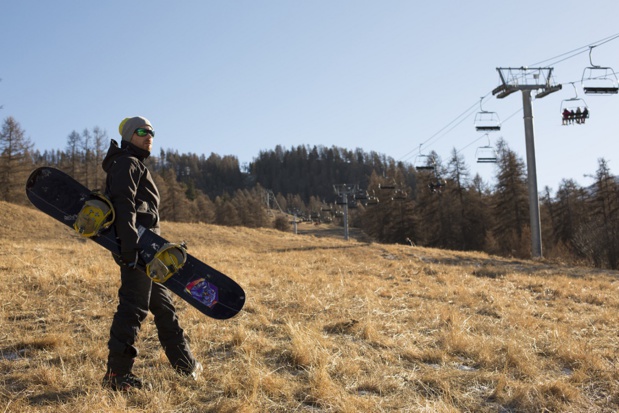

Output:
xmin=73 ymin=191 xmax=115 ymax=237
xmin=146 ymin=242 xmax=188 ymax=283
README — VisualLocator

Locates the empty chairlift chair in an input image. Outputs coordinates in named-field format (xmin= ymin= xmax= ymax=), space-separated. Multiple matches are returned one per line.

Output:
xmin=476 ymin=147 xmax=498 ymax=163
xmin=474 ymin=97 xmax=501 ymax=132
xmin=582 ymin=67 xmax=618 ymax=95
xmin=414 ymin=145 xmax=436 ymax=171
xmin=476 ymin=147 xmax=497 ymax=163
xmin=582 ymin=46 xmax=619 ymax=95
xmin=378 ymin=181 xmax=396 ymax=190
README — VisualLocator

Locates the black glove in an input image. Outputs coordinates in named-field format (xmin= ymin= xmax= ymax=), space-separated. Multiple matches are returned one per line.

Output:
xmin=120 ymin=249 xmax=144 ymax=269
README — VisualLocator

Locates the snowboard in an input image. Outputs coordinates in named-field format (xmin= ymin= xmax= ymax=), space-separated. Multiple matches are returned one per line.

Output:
xmin=25 ymin=167 xmax=245 ymax=320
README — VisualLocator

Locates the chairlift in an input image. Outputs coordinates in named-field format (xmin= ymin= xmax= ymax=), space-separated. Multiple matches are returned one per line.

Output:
xmin=392 ymin=189 xmax=407 ymax=201
xmin=363 ymin=190 xmax=379 ymax=206
xmin=335 ymin=194 xmax=347 ymax=205
xmin=560 ymin=83 xmax=589 ymax=125
xmin=354 ymin=189 xmax=368 ymax=201
xmin=428 ymin=179 xmax=446 ymax=193
xmin=474 ymin=97 xmax=501 ymax=131
xmin=414 ymin=145 xmax=436 ymax=171
xmin=378 ymin=182 xmax=396 ymax=190
xmin=476 ymin=147 xmax=498 ymax=163
xmin=475 ymin=135 xmax=498 ymax=163
xmin=581 ymin=47 xmax=619 ymax=95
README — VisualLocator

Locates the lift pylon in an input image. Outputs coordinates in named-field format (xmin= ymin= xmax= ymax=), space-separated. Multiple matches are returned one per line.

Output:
xmin=493 ymin=67 xmax=561 ymax=259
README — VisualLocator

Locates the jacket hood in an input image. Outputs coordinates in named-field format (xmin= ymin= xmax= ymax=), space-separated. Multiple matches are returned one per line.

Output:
xmin=102 ymin=139 xmax=150 ymax=172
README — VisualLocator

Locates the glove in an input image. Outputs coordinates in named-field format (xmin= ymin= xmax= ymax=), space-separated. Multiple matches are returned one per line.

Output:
xmin=120 ymin=249 xmax=144 ymax=269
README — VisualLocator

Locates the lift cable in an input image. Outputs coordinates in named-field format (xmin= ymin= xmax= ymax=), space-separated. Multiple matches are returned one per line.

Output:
xmin=399 ymin=32 xmax=619 ymax=166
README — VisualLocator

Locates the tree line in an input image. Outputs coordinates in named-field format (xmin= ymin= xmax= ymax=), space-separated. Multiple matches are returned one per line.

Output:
xmin=2 ymin=115 xmax=619 ymax=269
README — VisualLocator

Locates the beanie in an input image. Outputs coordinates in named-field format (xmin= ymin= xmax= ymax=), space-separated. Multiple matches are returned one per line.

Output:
xmin=118 ymin=116 xmax=153 ymax=142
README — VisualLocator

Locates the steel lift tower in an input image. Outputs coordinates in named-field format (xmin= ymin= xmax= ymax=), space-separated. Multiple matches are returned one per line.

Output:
xmin=492 ymin=67 xmax=561 ymax=258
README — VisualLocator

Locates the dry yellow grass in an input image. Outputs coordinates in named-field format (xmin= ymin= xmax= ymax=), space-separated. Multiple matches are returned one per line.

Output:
xmin=1 ymin=200 xmax=618 ymax=412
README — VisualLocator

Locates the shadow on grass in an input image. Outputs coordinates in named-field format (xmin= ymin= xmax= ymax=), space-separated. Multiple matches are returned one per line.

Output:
xmin=28 ymin=389 xmax=85 ymax=406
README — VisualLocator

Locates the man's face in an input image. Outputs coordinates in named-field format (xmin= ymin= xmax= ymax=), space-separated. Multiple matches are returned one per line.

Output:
xmin=130 ymin=125 xmax=154 ymax=152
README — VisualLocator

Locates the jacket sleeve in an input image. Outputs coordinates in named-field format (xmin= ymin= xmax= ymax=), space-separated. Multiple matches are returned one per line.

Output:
xmin=107 ymin=156 xmax=144 ymax=254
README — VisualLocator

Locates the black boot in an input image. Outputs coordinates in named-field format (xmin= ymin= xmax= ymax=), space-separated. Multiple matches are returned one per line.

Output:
xmin=102 ymin=371 xmax=149 ymax=391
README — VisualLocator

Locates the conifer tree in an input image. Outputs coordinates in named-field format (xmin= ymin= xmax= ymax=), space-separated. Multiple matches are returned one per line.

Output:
xmin=587 ymin=158 xmax=619 ymax=268
xmin=491 ymin=139 xmax=529 ymax=257
xmin=0 ymin=116 xmax=33 ymax=203
xmin=413 ymin=151 xmax=445 ymax=247
xmin=444 ymin=148 xmax=470 ymax=249
xmin=547 ymin=179 xmax=588 ymax=258
xmin=65 ymin=130 xmax=82 ymax=178
xmin=92 ymin=126 xmax=107 ymax=189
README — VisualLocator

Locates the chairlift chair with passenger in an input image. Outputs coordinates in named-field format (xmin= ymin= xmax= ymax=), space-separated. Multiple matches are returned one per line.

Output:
xmin=335 ymin=194 xmax=347 ymax=205
xmin=581 ymin=46 xmax=619 ymax=95
xmin=392 ymin=189 xmax=408 ymax=201
xmin=354 ymin=189 xmax=368 ymax=201
xmin=428 ymin=179 xmax=446 ymax=193
xmin=560 ymin=83 xmax=589 ymax=125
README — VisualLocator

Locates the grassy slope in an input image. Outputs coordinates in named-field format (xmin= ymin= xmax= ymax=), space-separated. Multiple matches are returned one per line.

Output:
xmin=0 ymin=201 xmax=618 ymax=412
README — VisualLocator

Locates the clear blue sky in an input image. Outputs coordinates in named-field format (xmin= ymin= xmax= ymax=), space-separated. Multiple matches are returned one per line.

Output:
xmin=2 ymin=1 xmax=618 ymax=192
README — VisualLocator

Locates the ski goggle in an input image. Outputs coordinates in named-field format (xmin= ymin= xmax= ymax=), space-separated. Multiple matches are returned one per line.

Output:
xmin=134 ymin=128 xmax=155 ymax=137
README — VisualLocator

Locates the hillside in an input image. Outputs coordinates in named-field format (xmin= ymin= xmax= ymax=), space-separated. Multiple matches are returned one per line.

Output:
xmin=1 ymin=201 xmax=618 ymax=412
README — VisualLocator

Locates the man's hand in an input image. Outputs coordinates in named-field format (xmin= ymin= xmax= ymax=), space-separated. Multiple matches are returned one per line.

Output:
xmin=120 ymin=249 xmax=144 ymax=269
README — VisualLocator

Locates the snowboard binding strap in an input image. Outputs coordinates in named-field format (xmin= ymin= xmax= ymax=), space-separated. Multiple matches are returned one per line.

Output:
xmin=73 ymin=191 xmax=115 ymax=237
xmin=146 ymin=242 xmax=188 ymax=283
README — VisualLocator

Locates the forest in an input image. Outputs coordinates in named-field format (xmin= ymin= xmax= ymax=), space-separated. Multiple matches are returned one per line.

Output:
xmin=3 ymin=115 xmax=619 ymax=269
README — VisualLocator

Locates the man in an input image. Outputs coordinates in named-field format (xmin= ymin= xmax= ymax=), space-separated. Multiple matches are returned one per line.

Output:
xmin=101 ymin=116 xmax=202 ymax=391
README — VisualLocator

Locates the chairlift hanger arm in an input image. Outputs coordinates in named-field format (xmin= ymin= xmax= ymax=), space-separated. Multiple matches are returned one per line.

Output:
xmin=588 ymin=46 xmax=600 ymax=68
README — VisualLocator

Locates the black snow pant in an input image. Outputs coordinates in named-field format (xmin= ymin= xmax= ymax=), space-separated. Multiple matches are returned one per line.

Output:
xmin=106 ymin=263 xmax=197 ymax=375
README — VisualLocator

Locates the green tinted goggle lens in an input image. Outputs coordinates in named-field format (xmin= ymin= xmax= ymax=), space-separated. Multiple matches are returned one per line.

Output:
xmin=135 ymin=128 xmax=155 ymax=137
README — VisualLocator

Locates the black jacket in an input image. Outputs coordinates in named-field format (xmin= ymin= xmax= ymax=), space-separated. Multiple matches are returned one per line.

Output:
xmin=102 ymin=139 xmax=160 ymax=257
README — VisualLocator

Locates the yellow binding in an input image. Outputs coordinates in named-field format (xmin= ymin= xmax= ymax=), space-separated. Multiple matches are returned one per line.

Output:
xmin=73 ymin=191 xmax=115 ymax=237
xmin=146 ymin=243 xmax=188 ymax=283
